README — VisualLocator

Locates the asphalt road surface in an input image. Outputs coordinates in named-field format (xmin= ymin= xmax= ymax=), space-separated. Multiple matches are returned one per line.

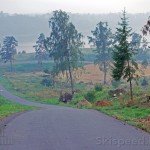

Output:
xmin=0 ymin=85 xmax=150 ymax=150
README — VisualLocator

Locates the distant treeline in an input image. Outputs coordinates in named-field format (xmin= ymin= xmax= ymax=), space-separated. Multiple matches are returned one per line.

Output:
xmin=0 ymin=11 xmax=150 ymax=52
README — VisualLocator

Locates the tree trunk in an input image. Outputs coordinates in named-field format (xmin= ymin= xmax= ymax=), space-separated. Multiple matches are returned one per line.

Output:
xmin=103 ymin=62 xmax=107 ymax=84
xmin=129 ymin=78 xmax=133 ymax=102
xmin=127 ymin=60 xmax=133 ymax=102
xmin=67 ymin=41 xmax=74 ymax=95
xmin=10 ymin=59 xmax=13 ymax=72
xmin=68 ymin=65 xmax=74 ymax=95
xmin=102 ymin=35 xmax=107 ymax=85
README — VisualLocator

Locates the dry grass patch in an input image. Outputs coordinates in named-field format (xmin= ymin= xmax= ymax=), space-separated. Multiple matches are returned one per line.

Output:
xmin=28 ymin=90 xmax=59 ymax=99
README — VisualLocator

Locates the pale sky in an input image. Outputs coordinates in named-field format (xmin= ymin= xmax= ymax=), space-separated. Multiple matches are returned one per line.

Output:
xmin=0 ymin=0 xmax=149 ymax=14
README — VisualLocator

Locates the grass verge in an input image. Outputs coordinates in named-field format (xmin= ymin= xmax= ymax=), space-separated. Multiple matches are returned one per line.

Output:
xmin=96 ymin=101 xmax=150 ymax=132
xmin=0 ymin=68 xmax=150 ymax=133
xmin=0 ymin=96 xmax=38 ymax=119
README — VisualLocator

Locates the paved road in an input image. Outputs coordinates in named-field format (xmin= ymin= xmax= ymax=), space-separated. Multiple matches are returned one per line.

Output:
xmin=0 ymin=85 xmax=150 ymax=150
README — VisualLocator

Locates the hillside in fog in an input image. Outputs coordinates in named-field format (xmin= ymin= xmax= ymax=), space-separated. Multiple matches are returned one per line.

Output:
xmin=0 ymin=12 xmax=149 ymax=52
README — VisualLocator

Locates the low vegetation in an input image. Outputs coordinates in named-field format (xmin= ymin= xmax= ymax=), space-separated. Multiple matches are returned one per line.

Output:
xmin=0 ymin=96 xmax=37 ymax=119
xmin=96 ymin=102 xmax=150 ymax=132
xmin=1 ymin=62 xmax=150 ymax=133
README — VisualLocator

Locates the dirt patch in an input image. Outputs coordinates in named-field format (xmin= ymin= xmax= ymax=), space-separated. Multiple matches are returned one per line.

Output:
xmin=95 ymin=100 xmax=112 ymax=107
xmin=28 ymin=90 xmax=59 ymax=99
xmin=7 ymin=64 xmax=150 ymax=87
xmin=141 ymin=65 xmax=150 ymax=77
xmin=75 ymin=64 xmax=111 ymax=84
xmin=139 ymin=101 xmax=150 ymax=108
xmin=136 ymin=116 xmax=150 ymax=130
xmin=6 ymin=72 xmax=46 ymax=77
xmin=76 ymin=100 xmax=92 ymax=107
xmin=75 ymin=64 xmax=150 ymax=85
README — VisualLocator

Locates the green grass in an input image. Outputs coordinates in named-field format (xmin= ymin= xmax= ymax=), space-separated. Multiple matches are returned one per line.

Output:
xmin=15 ymin=53 xmax=36 ymax=62
xmin=73 ymin=86 xmax=150 ymax=132
xmin=0 ymin=71 xmax=88 ymax=107
xmin=0 ymin=75 xmax=13 ymax=91
xmin=0 ymin=61 xmax=54 ymax=74
xmin=0 ymin=96 xmax=38 ymax=119
xmin=14 ymin=63 xmax=53 ymax=73
xmin=96 ymin=101 xmax=150 ymax=132
xmin=1 ymin=59 xmax=150 ymax=133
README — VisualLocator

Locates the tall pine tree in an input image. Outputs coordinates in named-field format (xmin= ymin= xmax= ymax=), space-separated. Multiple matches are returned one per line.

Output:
xmin=112 ymin=9 xmax=138 ymax=101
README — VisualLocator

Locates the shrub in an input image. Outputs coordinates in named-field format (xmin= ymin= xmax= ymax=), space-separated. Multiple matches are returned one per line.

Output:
xmin=94 ymin=84 xmax=103 ymax=91
xmin=108 ymin=88 xmax=125 ymax=97
xmin=59 ymin=92 xmax=73 ymax=103
xmin=84 ymin=91 xmax=96 ymax=103
xmin=111 ymin=80 xmax=120 ymax=88
xmin=41 ymin=79 xmax=53 ymax=87
xmin=141 ymin=78 xmax=148 ymax=86
xmin=43 ymin=69 xmax=50 ymax=74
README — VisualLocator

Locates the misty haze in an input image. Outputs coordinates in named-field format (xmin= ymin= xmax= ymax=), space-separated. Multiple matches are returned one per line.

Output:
xmin=0 ymin=1 xmax=150 ymax=150
xmin=0 ymin=12 xmax=150 ymax=52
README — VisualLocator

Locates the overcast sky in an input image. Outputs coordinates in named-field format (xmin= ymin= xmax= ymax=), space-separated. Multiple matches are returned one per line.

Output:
xmin=0 ymin=0 xmax=149 ymax=14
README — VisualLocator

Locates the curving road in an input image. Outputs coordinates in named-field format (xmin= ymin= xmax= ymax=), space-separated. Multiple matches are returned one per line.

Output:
xmin=0 ymin=85 xmax=150 ymax=150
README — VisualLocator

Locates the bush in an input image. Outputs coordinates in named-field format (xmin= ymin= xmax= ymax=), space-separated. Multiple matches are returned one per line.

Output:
xmin=59 ymin=92 xmax=73 ymax=103
xmin=41 ymin=79 xmax=53 ymax=87
xmin=108 ymin=88 xmax=125 ymax=97
xmin=111 ymin=80 xmax=120 ymax=88
xmin=84 ymin=91 xmax=96 ymax=103
xmin=22 ymin=50 xmax=26 ymax=54
xmin=43 ymin=69 xmax=51 ymax=74
xmin=94 ymin=84 xmax=103 ymax=91
xmin=141 ymin=78 xmax=148 ymax=86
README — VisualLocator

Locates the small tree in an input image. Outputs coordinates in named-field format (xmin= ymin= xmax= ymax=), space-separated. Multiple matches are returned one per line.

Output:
xmin=137 ymin=39 xmax=149 ymax=61
xmin=141 ymin=77 xmax=148 ymax=86
xmin=0 ymin=36 xmax=18 ymax=72
xmin=22 ymin=50 xmax=26 ymax=54
xmin=131 ymin=32 xmax=142 ymax=48
xmin=45 ymin=10 xmax=84 ymax=95
xmin=131 ymin=32 xmax=149 ymax=61
xmin=112 ymin=9 xmax=138 ymax=102
xmin=142 ymin=16 xmax=150 ymax=36
xmin=34 ymin=33 xmax=47 ymax=65
xmin=142 ymin=16 xmax=150 ymax=48
xmin=88 ymin=22 xmax=114 ymax=84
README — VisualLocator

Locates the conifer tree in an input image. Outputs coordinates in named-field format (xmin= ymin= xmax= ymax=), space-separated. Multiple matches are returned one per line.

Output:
xmin=112 ymin=10 xmax=138 ymax=101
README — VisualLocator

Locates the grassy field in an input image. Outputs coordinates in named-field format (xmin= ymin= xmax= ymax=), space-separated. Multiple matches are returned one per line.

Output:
xmin=96 ymin=102 xmax=150 ymax=132
xmin=73 ymin=87 xmax=150 ymax=132
xmin=0 ymin=96 xmax=37 ymax=119
xmin=2 ymin=69 xmax=150 ymax=133
xmin=1 ymin=53 xmax=150 ymax=133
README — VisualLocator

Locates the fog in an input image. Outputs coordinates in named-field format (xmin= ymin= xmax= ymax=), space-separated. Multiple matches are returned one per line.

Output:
xmin=0 ymin=0 xmax=150 ymax=14
xmin=0 ymin=12 xmax=150 ymax=52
